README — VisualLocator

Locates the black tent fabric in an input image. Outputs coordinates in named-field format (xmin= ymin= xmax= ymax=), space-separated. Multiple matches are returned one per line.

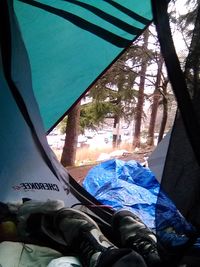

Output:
xmin=159 ymin=3 xmax=200 ymax=229
xmin=151 ymin=1 xmax=200 ymax=264
xmin=152 ymin=0 xmax=200 ymax=228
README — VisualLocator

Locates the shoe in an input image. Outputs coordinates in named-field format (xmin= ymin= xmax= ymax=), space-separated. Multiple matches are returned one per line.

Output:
xmin=112 ymin=209 xmax=161 ymax=267
xmin=54 ymin=208 xmax=116 ymax=267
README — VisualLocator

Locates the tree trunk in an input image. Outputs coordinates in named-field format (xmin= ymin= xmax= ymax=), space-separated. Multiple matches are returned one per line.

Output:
xmin=147 ymin=55 xmax=164 ymax=146
xmin=61 ymin=102 xmax=80 ymax=167
xmin=158 ymin=97 xmax=168 ymax=144
xmin=112 ymin=78 xmax=123 ymax=148
xmin=185 ymin=3 xmax=200 ymax=103
xmin=133 ymin=30 xmax=149 ymax=148
xmin=113 ymin=115 xmax=120 ymax=148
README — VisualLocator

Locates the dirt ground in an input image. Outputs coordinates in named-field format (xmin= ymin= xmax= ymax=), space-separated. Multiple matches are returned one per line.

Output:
xmin=66 ymin=149 xmax=153 ymax=184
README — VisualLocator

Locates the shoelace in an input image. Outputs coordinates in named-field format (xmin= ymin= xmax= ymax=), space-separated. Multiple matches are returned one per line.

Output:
xmin=130 ymin=234 xmax=159 ymax=258
xmin=134 ymin=240 xmax=158 ymax=255
xmin=79 ymin=234 xmax=95 ymax=260
xmin=78 ymin=229 xmax=115 ymax=266
xmin=121 ymin=214 xmax=158 ymax=257
xmin=78 ymin=231 xmax=103 ymax=266
xmin=18 ymin=243 xmax=33 ymax=267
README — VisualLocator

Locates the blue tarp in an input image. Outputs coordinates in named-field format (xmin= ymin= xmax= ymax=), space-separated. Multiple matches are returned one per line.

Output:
xmin=83 ymin=159 xmax=196 ymax=247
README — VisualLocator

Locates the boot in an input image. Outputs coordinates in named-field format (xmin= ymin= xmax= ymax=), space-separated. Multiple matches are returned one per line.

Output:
xmin=54 ymin=208 xmax=116 ymax=267
xmin=112 ymin=209 xmax=161 ymax=267
xmin=18 ymin=200 xmax=116 ymax=266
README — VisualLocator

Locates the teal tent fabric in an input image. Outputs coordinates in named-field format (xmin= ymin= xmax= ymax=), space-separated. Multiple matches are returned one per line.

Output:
xmin=14 ymin=0 xmax=152 ymax=131
xmin=0 ymin=0 xmax=116 ymax=217
xmin=0 ymin=0 xmax=73 ymax=204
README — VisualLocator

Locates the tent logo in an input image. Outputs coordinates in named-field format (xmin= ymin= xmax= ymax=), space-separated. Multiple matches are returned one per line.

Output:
xmin=12 ymin=182 xmax=60 ymax=192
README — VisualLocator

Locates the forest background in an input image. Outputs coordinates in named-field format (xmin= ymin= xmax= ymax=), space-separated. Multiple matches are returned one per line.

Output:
xmin=47 ymin=0 xmax=198 ymax=176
